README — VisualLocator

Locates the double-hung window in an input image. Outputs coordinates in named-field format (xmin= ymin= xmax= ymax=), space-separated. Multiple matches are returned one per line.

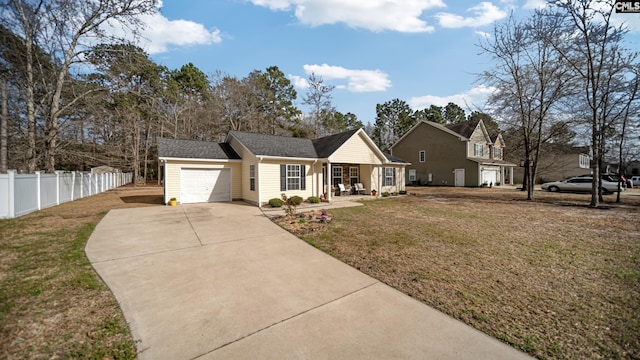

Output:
xmin=474 ymin=144 xmax=484 ymax=157
xmin=332 ymin=166 xmax=343 ymax=187
xmin=493 ymin=147 xmax=501 ymax=159
xmin=287 ymin=164 xmax=301 ymax=190
xmin=383 ymin=167 xmax=396 ymax=186
xmin=280 ymin=164 xmax=305 ymax=191
xmin=249 ymin=165 xmax=256 ymax=191
xmin=349 ymin=167 xmax=359 ymax=186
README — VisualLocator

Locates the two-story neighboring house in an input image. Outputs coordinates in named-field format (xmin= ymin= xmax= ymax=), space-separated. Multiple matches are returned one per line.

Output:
xmin=390 ymin=119 xmax=517 ymax=187
xmin=510 ymin=146 xmax=592 ymax=183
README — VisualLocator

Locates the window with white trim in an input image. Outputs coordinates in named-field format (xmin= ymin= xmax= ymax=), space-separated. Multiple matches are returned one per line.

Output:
xmin=383 ymin=167 xmax=396 ymax=186
xmin=419 ymin=150 xmax=426 ymax=162
xmin=579 ymin=154 xmax=590 ymax=169
xmin=249 ymin=165 xmax=255 ymax=191
xmin=287 ymin=164 xmax=301 ymax=190
xmin=409 ymin=169 xmax=417 ymax=182
xmin=493 ymin=147 xmax=501 ymax=159
xmin=474 ymin=143 xmax=484 ymax=157
xmin=349 ymin=167 xmax=359 ymax=186
xmin=332 ymin=166 xmax=342 ymax=187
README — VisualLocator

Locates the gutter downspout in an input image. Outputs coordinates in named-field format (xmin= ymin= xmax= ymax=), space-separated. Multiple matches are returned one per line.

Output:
xmin=312 ymin=159 xmax=317 ymax=198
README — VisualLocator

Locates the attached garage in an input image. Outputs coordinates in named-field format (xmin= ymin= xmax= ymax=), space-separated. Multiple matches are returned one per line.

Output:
xmin=481 ymin=168 xmax=499 ymax=186
xmin=180 ymin=168 xmax=232 ymax=203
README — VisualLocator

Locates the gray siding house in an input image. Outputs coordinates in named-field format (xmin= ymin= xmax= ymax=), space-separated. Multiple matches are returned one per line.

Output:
xmin=391 ymin=119 xmax=516 ymax=187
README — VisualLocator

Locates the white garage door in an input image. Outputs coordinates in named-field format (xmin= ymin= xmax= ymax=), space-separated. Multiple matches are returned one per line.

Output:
xmin=180 ymin=168 xmax=231 ymax=203
xmin=482 ymin=169 xmax=498 ymax=186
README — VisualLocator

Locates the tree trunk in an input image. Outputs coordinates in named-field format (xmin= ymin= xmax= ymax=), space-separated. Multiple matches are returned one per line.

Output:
xmin=1 ymin=77 xmax=7 ymax=173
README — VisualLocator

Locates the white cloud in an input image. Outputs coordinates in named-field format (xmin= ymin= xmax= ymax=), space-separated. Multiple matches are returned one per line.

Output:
xmin=523 ymin=0 xmax=548 ymax=9
xmin=139 ymin=13 xmax=222 ymax=54
xmin=102 ymin=5 xmax=222 ymax=54
xmin=299 ymin=64 xmax=392 ymax=92
xmin=288 ymin=74 xmax=309 ymax=88
xmin=475 ymin=30 xmax=491 ymax=38
xmin=248 ymin=0 xmax=446 ymax=33
xmin=409 ymin=85 xmax=496 ymax=110
xmin=436 ymin=2 xmax=507 ymax=28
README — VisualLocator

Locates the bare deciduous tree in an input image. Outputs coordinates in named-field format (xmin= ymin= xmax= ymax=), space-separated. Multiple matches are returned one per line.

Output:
xmin=480 ymin=11 xmax=573 ymax=200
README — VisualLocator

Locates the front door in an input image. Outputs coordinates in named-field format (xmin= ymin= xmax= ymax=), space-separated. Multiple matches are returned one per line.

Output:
xmin=454 ymin=169 xmax=465 ymax=187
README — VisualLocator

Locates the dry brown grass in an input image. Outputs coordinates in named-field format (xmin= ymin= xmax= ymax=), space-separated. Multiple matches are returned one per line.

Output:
xmin=299 ymin=186 xmax=640 ymax=359
xmin=0 ymin=186 xmax=164 ymax=359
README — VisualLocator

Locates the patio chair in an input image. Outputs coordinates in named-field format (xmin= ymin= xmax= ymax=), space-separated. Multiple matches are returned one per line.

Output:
xmin=338 ymin=183 xmax=349 ymax=196
xmin=354 ymin=183 xmax=366 ymax=195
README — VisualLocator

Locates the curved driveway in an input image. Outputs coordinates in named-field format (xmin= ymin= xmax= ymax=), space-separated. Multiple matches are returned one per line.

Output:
xmin=86 ymin=202 xmax=531 ymax=359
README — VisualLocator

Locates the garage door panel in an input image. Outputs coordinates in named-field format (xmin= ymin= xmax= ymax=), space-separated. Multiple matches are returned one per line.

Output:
xmin=181 ymin=169 xmax=231 ymax=204
xmin=481 ymin=169 xmax=498 ymax=186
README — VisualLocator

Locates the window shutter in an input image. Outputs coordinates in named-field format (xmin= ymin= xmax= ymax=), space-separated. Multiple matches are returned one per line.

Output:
xmin=280 ymin=164 xmax=286 ymax=191
xmin=392 ymin=168 xmax=396 ymax=185
xmin=300 ymin=165 xmax=306 ymax=190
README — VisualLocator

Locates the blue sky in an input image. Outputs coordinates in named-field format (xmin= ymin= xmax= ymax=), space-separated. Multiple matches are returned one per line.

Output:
xmin=128 ymin=0 xmax=640 ymax=125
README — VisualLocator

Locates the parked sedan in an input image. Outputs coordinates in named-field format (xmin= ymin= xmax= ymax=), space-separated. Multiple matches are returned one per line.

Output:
xmin=541 ymin=176 xmax=624 ymax=194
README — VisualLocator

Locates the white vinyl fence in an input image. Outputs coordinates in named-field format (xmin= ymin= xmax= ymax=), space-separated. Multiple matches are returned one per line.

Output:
xmin=0 ymin=170 xmax=133 ymax=219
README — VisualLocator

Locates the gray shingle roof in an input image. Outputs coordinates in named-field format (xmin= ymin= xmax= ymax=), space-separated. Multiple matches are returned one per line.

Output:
xmin=446 ymin=119 xmax=481 ymax=138
xmin=384 ymin=152 xmax=409 ymax=164
xmin=229 ymin=131 xmax=318 ymax=158
xmin=157 ymin=138 xmax=241 ymax=160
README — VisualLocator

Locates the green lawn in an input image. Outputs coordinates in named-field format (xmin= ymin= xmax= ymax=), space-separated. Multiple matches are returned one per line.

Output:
xmin=0 ymin=187 xmax=163 ymax=359
xmin=299 ymin=188 xmax=640 ymax=359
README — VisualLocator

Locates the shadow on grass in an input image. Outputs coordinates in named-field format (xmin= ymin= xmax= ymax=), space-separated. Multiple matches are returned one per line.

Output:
xmin=119 ymin=195 xmax=164 ymax=205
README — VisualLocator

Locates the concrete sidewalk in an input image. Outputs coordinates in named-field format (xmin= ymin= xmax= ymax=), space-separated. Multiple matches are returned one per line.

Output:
xmin=86 ymin=202 xmax=532 ymax=359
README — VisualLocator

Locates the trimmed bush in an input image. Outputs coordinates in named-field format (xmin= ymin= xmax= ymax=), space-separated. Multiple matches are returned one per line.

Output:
xmin=269 ymin=198 xmax=284 ymax=207
xmin=382 ymin=192 xmax=391 ymax=197
xmin=307 ymin=196 xmax=320 ymax=203
xmin=288 ymin=195 xmax=304 ymax=205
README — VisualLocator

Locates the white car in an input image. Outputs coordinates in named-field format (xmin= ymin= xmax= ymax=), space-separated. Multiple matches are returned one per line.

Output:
xmin=541 ymin=176 xmax=624 ymax=194
xmin=631 ymin=176 xmax=640 ymax=187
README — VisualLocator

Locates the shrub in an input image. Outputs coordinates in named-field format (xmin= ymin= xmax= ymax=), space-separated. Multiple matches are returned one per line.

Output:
xmin=288 ymin=195 xmax=304 ymax=205
xmin=399 ymin=190 xmax=407 ymax=195
xmin=307 ymin=196 xmax=320 ymax=203
xmin=382 ymin=192 xmax=391 ymax=197
xmin=268 ymin=198 xmax=284 ymax=207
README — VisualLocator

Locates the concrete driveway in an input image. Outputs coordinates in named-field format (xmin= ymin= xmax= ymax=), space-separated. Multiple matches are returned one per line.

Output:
xmin=86 ymin=202 xmax=532 ymax=359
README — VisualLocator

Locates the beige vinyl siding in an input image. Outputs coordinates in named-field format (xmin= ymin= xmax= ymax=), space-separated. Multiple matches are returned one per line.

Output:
xmin=258 ymin=160 xmax=315 ymax=205
xmin=164 ymin=160 xmax=242 ymax=203
xmin=242 ymin=160 xmax=259 ymax=204
xmin=330 ymin=133 xmax=384 ymax=164
xmin=228 ymin=136 xmax=260 ymax=204
xmin=468 ymin=126 xmax=490 ymax=159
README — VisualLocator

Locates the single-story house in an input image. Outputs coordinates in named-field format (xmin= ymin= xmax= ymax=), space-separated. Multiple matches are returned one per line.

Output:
xmin=157 ymin=128 xmax=409 ymax=206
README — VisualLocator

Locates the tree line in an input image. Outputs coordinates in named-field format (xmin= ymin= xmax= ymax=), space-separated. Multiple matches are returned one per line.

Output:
xmin=0 ymin=0 xmax=363 ymax=183
xmin=1 ymin=0 xmax=637 ymax=207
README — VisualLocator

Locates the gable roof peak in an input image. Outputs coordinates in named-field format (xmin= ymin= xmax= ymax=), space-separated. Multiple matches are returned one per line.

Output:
xmin=445 ymin=118 xmax=482 ymax=138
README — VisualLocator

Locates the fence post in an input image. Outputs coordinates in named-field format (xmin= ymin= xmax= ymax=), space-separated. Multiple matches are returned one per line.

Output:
xmin=35 ymin=171 xmax=41 ymax=210
xmin=55 ymin=171 xmax=60 ymax=205
xmin=79 ymin=172 xmax=84 ymax=198
xmin=71 ymin=172 xmax=76 ymax=201
xmin=7 ymin=170 xmax=15 ymax=218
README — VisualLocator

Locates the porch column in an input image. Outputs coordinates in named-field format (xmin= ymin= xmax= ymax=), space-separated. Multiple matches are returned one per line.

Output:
xmin=509 ymin=167 xmax=514 ymax=185
xmin=326 ymin=162 xmax=332 ymax=202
